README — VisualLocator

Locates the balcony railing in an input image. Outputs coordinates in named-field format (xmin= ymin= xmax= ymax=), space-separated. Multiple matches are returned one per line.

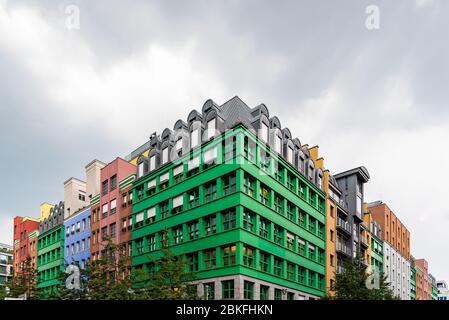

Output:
xmin=336 ymin=240 xmax=351 ymax=257
xmin=361 ymin=236 xmax=368 ymax=247
xmin=336 ymin=217 xmax=351 ymax=234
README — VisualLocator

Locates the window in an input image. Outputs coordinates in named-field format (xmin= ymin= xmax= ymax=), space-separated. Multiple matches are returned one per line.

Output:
xmin=222 ymin=280 xmax=234 ymax=299
xmin=147 ymin=235 xmax=156 ymax=252
xmin=110 ymin=199 xmax=117 ymax=215
xmin=204 ymin=181 xmax=217 ymax=202
xmin=207 ymin=118 xmax=216 ymax=140
xmin=66 ymin=227 xmax=70 ymax=237
xmin=298 ymin=181 xmax=306 ymax=199
xmin=188 ymin=221 xmax=199 ymax=240
xmin=244 ymin=281 xmax=254 ymax=300
xmin=81 ymin=239 xmax=85 ymax=251
xmin=274 ymin=134 xmax=282 ymax=153
xmin=149 ymin=155 xmax=156 ymax=171
xmin=243 ymin=210 xmax=255 ymax=232
xmin=172 ymin=195 xmax=183 ymax=214
xmin=223 ymin=173 xmax=236 ymax=195
xmin=138 ymin=162 xmax=144 ymax=177
xmin=259 ymin=219 xmax=269 ymax=239
xmin=187 ymin=252 xmax=199 ymax=272
xmin=159 ymin=200 xmax=170 ymax=219
xmin=260 ymin=285 xmax=269 ymax=300
xmin=188 ymin=188 xmax=200 ymax=208
xmin=203 ymin=146 xmax=217 ymax=167
xmin=191 ymin=128 xmax=199 ymax=149
xmin=110 ymin=223 xmax=116 ymax=239
xmin=274 ymin=258 xmax=283 ymax=276
xmin=287 ymin=146 xmax=294 ymax=164
xmin=224 ymin=136 xmax=236 ymax=161
xmin=287 ymin=263 xmax=295 ymax=281
xmin=298 ymin=238 xmax=306 ymax=256
xmin=204 ymin=215 xmax=217 ymax=235
xmin=287 ymin=232 xmax=295 ymax=251
xmin=135 ymin=212 xmax=144 ymax=228
xmin=260 ymin=185 xmax=269 ymax=205
xmin=173 ymin=165 xmax=184 ymax=183
xmin=101 ymin=227 xmax=108 ymax=240
xmin=187 ymin=157 xmax=200 ymax=176
xmin=243 ymin=175 xmax=255 ymax=197
xmin=79 ymin=192 xmax=86 ymax=201
xmin=102 ymin=203 xmax=108 ymax=219
xmin=260 ymin=122 xmax=269 ymax=142
xmin=274 ymin=289 xmax=283 ymax=300
xmin=173 ymin=226 xmax=183 ymax=244
xmin=299 ymin=210 xmax=306 ymax=228
xmin=308 ymin=217 xmax=316 ymax=234
xmin=102 ymin=180 xmax=108 ymax=195
xmin=260 ymin=151 xmax=271 ymax=173
xmin=274 ymin=194 xmax=283 ymax=213
xmin=135 ymin=238 xmax=144 ymax=254
xmin=275 ymin=163 xmax=284 ymax=182
xmin=76 ymin=242 xmax=80 ymax=253
xmin=159 ymin=172 xmax=169 ymax=190
xmin=308 ymin=271 xmax=316 ymax=287
xmin=204 ymin=283 xmax=215 ymax=300
xmin=110 ymin=175 xmax=117 ymax=191
xmin=274 ymin=226 xmax=283 ymax=245
xmin=287 ymin=292 xmax=295 ymax=300
xmin=243 ymin=136 xmax=255 ymax=162
xmin=146 ymin=207 xmax=156 ymax=224
xmin=286 ymin=202 xmax=295 ymax=221
xmin=243 ymin=246 xmax=253 ymax=267
xmin=204 ymin=249 xmax=216 ymax=269
xmin=222 ymin=245 xmax=236 ymax=266
xmin=222 ymin=209 xmax=236 ymax=230
xmin=162 ymin=147 xmax=168 ymax=164
xmin=82 ymin=219 xmax=86 ymax=231
xmin=308 ymin=244 xmax=316 ymax=261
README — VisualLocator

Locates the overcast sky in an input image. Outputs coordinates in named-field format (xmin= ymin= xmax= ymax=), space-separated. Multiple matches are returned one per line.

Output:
xmin=1 ymin=0 xmax=448 ymax=281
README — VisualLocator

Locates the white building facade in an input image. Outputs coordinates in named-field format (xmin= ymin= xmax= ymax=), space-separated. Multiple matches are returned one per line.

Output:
xmin=437 ymin=280 xmax=449 ymax=300
xmin=383 ymin=241 xmax=411 ymax=300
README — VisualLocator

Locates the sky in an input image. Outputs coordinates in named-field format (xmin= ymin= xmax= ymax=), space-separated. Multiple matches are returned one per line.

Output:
xmin=0 ymin=0 xmax=448 ymax=280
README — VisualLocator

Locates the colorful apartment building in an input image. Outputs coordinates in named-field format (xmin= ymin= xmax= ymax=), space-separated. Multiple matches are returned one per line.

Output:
xmin=37 ymin=202 xmax=65 ymax=297
xmin=429 ymin=274 xmax=438 ymax=300
xmin=437 ymin=280 xmax=449 ymax=300
xmin=362 ymin=207 xmax=383 ymax=274
xmin=64 ymin=207 xmax=91 ymax=269
xmin=415 ymin=258 xmax=430 ymax=300
xmin=131 ymin=97 xmax=327 ymax=300
xmin=13 ymin=216 xmax=40 ymax=273
xmin=368 ymin=201 xmax=411 ymax=300
xmin=0 ymin=243 xmax=13 ymax=285
xmin=410 ymin=257 xmax=416 ymax=300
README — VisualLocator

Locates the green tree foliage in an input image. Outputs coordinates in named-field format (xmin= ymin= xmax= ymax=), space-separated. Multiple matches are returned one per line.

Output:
xmin=86 ymin=238 xmax=133 ymax=300
xmin=133 ymin=229 xmax=199 ymax=300
xmin=324 ymin=255 xmax=398 ymax=300
xmin=7 ymin=256 xmax=38 ymax=299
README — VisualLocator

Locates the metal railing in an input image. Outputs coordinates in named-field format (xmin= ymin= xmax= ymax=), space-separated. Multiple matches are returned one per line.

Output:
xmin=336 ymin=240 xmax=351 ymax=256
xmin=336 ymin=217 xmax=351 ymax=233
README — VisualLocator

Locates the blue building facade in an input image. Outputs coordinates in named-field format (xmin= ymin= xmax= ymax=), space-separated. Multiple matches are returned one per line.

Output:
xmin=64 ymin=207 xmax=91 ymax=269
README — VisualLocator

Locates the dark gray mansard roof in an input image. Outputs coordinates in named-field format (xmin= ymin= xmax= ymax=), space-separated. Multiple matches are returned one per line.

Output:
xmin=134 ymin=96 xmax=325 ymax=190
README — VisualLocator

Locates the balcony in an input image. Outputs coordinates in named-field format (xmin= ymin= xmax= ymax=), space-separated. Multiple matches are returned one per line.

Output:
xmin=360 ymin=236 xmax=368 ymax=248
xmin=336 ymin=240 xmax=351 ymax=257
xmin=336 ymin=265 xmax=346 ymax=274
xmin=336 ymin=218 xmax=351 ymax=236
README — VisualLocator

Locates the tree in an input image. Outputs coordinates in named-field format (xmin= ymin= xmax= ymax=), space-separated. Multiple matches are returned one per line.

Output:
xmin=324 ymin=255 xmax=397 ymax=300
xmin=0 ymin=285 xmax=7 ymax=300
xmin=86 ymin=238 xmax=133 ymax=300
xmin=133 ymin=230 xmax=199 ymax=300
xmin=7 ymin=256 xmax=38 ymax=299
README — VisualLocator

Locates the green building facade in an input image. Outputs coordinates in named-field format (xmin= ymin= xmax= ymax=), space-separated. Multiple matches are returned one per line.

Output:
xmin=370 ymin=234 xmax=383 ymax=274
xmin=131 ymin=97 xmax=327 ymax=300
xmin=410 ymin=264 xmax=416 ymax=300
xmin=37 ymin=202 xmax=65 ymax=298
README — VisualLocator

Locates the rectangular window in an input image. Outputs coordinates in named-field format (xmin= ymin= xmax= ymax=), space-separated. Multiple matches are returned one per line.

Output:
xmin=207 ymin=119 xmax=216 ymax=139
xmin=191 ymin=129 xmax=199 ymax=149
xmin=260 ymin=285 xmax=269 ymax=300
xmin=135 ymin=238 xmax=144 ymax=254
xmin=298 ymin=238 xmax=306 ymax=256
xmin=187 ymin=157 xmax=200 ymax=176
xmin=259 ymin=219 xmax=269 ymax=239
xmin=243 ymin=246 xmax=253 ymax=268
xmin=260 ymin=122 xmax=269 ymax=142
xmin=286 ymin=202 xmax=296 ymax=221
xmin=102 ymin=180 xmax=108 ymax=196
xmin=308 ymin=244 xmax=316 ymax=261
xmin=204 ymin=215 xmax=217 ymax=235
xmin=299 ymin=210 xmax=306 ymax=228
xmin=223 ymin=136 xmax=236 ymax=162
xmin=260 ymin=185 xmax=269 ymax=206
xmin=222 ymin=208 xmax=236 ymax=231
xmin=204 ymin=249 xmax=216 ymax=269
xmin=135 ymin=212 xmax=144 ymax=228
xmin=102 ymin=203 xmax=108 ymax=219
xmin=159 ymin=200 xmax=170 ymax=219
xmin=244 ymin=281 xmax=254 ymax=300
xmin=149 ymin=155 xmax=156 ymax=171
xmin=188 ymin=188 xmax=200 ymax=208
xmin=243 ymin=136 xmax=255 ymax=162
xmin=172 ymin=195 xmax=183 ymax=214
xmin=259 ymin=251 xmax=269 ymax=272
xmin=110 ymin=223 xmax=116 ymax=239
xmin=274 ymin=258 xmax=283 ymax=277
xmin=187 ymin=252 xmax=199 ymax=272
xmin=159 ymin=172 xmax=169 ymax=190
xmin=173 ymin=165 xmax=184 ymax=183
xmin=173 ymin=226 xmax=183 ymax=244
xmin=243 ymin=210 xmax=255 ymax=232
xmin=204 ymin=181 xmax=217 ymax=202
xmin=101 ymin=227 xmax=108 ymax=240
xmin=162 ymin=147 xmax=168 ymax=164
xmin=110 ymin=175 xmax=117 ymax=191
xmin=287 ymin=146 xmax=294 ymax=164
xmin=274 ymin=194 xmax=283 ymax=213
xmin=204 ymin=283 xmax=215 ymax=300
xmin=138 ymin=162 xmax=144 ymax=177
xmin=146 ymin=179 xmax=156 ymax=196
xmin=146 ymin=207 xmax=156 ymax=224
xmin=222 ymin=245 xmax=236 ymax=266
xmin=287 ymin=232 xmax=295 ymax=251
xmin=188 ymin=221 xmax=199 ymax=240
xmin=287 ymin=263 xmax=295 ymax=281
xmin=203 ymin=146 xmax=217 ymax=166
xmin=222 ymin=173 xmax=236 ymax=195
xmin=274 ymin=226 xmax=283 ymax=245
xmin=243 ymin=175 xmax=255 ymax=197
xmin=147 ymin=235 xmax=156 ymax=252
xmin=110 ymin=199 xmax=117 ymax=215
xmin=222 ymin=280 xmax=234 ymax=299
xmin=274 ymin=288 xmax=283 ymax=300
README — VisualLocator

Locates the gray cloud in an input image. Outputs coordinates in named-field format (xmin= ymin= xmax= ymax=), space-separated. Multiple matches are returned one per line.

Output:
xmin=1 ymin=0 xmax=448 ymax=282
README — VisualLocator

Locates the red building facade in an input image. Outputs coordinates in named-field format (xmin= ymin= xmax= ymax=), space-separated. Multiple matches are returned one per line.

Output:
xmin=13 ymin=216 xmax=40 ymax=272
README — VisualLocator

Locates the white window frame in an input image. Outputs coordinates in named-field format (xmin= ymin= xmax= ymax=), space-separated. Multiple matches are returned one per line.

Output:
xmin=188 ymin=157 xmax=200 ymax=171
xmin=162 ymin=147 xmax=168 ymax=164
xmin=110 ymin=199 xmax=117 ymax=211
xmin=147 ymin=207 xmax=156 ymax=219
xmin=147 ymin=179 xmax=156 ymax=189
xmin=207 ymin=118 xmax=216 ymax=139
xmin=149 ymin=155 xmax=156 ymax=171
xmin=135 ymin=212 xmax=144 ymax=223
xmin=261 ymin=123 xmax=269 ymax=142
xmin=160 ymin=172 xmax=169 ymax=183
xmin=102 ymin=203 xmax=108 ymax=215
xmin=138 ymin=162 xmax=144 ymax=177
xmin=173 ymin=165 xmax=183 ymax=176
xmin=204 ymin=146 xmax=217 ymax=163
xmin=288 ymin=146 xmax=294 ymax=164
xmin=274 ymin=134 xmax=282 ymax=153
xmin=191 ymin=128 xmax=199 ymax=149
xmin=173 ymin=195 xmax=183 ymax=208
